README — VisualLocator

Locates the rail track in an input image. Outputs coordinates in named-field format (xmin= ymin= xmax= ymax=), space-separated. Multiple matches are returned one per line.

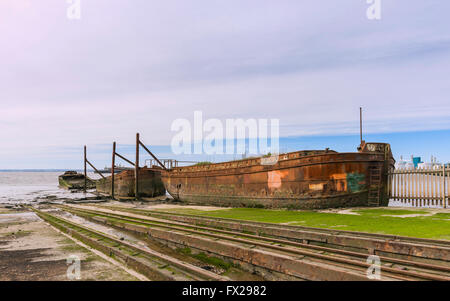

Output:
xmin=92 ymin=205 xmax=450 ymax=263
xmin=55 ymin=204 xmax=450 ymax=281
xmin=31 ymin=207 xmax=228 ymax=281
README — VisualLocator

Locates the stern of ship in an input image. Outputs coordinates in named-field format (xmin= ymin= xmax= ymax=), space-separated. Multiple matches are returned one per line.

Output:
xmin=358 ymin=141 xmax=395 ymax=206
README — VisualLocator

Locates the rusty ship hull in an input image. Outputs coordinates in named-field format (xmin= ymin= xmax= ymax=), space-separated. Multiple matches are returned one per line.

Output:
xmin=161 ymin=142 xmax=394 ymax=209
xmin=96 ymin=167 xmax=166 ymax=199
xmin=59 ymin=171 xmax=96 ymax=190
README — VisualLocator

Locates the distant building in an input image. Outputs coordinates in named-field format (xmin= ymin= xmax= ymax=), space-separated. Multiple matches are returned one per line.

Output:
xmin=395 ymin=155 xmax=444 ymax=170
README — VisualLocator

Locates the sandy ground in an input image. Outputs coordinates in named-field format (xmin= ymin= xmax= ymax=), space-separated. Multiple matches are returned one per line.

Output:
xmin=0 ymin=208 xmax=138 ymax=281
xmin=319 ymin=208 xmax=361 ymax=215
xmin=106 ymin=200 xmax=230 ymax=211
xmin=0 ymin=204 xmax=263 ymax=281
xmin=319 ymin=206 xmax=450 ymax=217
xmin=105 ymin=200 xmax=450 ymax=217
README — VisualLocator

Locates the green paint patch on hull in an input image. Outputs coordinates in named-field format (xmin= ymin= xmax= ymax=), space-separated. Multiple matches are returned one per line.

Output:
xmin=346 ymin=172 xmax=366 ymax=193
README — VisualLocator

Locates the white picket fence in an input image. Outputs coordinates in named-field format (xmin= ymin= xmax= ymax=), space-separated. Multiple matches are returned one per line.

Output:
xmin=389 ymin=166 xmax=448 ymax=208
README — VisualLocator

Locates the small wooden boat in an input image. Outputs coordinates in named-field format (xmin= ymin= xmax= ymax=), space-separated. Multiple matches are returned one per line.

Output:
xmin=58 ymin=171 xmax=96 ymax=190
xmin=161 ymin=142 xmax=395 ymax=209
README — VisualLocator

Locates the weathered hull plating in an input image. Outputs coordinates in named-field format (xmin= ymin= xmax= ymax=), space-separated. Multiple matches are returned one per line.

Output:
xmin=161 ymin=143 xmax=394 ymax=209
xmin=96 ymin=168 xmax=165 ymax=198
xmin=58 ymin=171 xmax=96 ymax=190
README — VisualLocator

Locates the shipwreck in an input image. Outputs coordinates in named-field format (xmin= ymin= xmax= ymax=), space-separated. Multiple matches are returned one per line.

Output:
xmin=96 ymin=167 xmax=166 ymax=199
xmin=58 ymin=171 xmax=96 ymax=190
xmin=160 ymin=142 xmax=395 ymax=209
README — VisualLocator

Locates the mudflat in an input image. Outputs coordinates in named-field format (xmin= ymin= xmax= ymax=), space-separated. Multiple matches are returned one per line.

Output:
xmin=0 ymin=207 xmax=138 ymax=281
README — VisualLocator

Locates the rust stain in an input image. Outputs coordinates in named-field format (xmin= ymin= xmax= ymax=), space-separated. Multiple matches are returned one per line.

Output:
xmin=268 ymin=170 xmax=283 ymax=189
xmin=161 ymin=142 xmax=395 ymax=209
xmin=331 ymin=173 xmax=347 ymax=192
xmin=96 ymin=167 xmax=165 ymax=198
xmin=309 ymin=183 xmax=324 ymax=191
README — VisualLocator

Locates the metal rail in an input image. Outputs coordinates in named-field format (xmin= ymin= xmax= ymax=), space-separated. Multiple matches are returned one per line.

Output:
xmin=61 ymin=205 xmax=450 ymax=281
xmin=32 ymin=207 xmax=227 ymax=281
xmin=87 ymin=206 xmax=450 ymax=272
xmin=97 ymin=205 xmax=450 ymax=249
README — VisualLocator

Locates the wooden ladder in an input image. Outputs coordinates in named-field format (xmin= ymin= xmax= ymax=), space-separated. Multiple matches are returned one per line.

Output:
xmin=368 ymin=163 xmax=383 ymax=206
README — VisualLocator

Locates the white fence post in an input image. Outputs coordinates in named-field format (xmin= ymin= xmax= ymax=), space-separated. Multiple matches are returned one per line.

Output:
xmin=389 ymin=166 xmax=449 ymax=208
xmin=444 ymin=164 xmax=447 ymax=209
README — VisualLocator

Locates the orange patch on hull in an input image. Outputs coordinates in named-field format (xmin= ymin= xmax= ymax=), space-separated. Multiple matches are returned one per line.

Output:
xmin=309 ymin=183 xmax=325 ymax=191
xmin=331 ymin=173 xmax=347 ymax=192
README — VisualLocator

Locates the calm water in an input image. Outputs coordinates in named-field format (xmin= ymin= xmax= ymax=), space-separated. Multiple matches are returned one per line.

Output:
xmin=0 ymin=172 xmax=434 ymax=208
xmin=0 ymin=172 xmax=101 ymax=204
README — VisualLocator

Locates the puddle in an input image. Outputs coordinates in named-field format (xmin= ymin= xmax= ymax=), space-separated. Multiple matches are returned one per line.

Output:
xmin=0 ymin=212 xmax=39 ymax=223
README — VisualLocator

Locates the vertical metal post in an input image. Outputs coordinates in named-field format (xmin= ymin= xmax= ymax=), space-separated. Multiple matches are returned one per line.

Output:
xmin=111 ymin=142 xmax=116 ymax=199
xmin=84 ymin=145 xmax=87 ymax=192
xmin=359 ymin=107 xmax=363 ymax=145
xmin=135 ymin=133 xmax=140 ymax=200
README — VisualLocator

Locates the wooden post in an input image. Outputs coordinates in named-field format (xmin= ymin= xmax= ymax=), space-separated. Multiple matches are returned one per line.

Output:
xmin=84 ymin=146 xmax=87 ymax=192
xmin=444 ymin=163 xmax=450 ymax=208
xmin=427 ymin=171 xmax=430 ymax=205
xmin=139 ymin=140 xmax=167 ymax=171
xmin=443 ymin=164 xmax=447 ymax=208
xmin=135 ymin=133 xmax=140 ymax=200
xmin=111 ymin=142 xmax=116 ymax=199
xmin=86 ymin=159 xmax=106 ymax=179
xmin=387 ymin=172 xmax=391 ymax=200
xmin=359 ymin=107 xmax=363 ymax=145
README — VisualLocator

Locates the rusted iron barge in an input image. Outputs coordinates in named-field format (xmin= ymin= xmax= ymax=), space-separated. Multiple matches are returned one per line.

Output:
xmin=161 ymin=142 xmax=394 ymax=209
xmin=96 ymin=167 xmax=166 ymax=199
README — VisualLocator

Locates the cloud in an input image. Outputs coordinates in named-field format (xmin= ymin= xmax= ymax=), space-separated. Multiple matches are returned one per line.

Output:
xmin=1 ymin=0 xmax=450 ymax=168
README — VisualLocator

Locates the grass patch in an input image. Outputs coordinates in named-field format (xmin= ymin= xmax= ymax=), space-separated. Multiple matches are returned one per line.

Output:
xmin=195 ymin=162 xmax=213 ymax=166
xmin=431 ymin=213 xmax=450 ymax=220
xmin=177 ymin=247 xmax=232 ymax=270
xmin=192 ymin=253 xmax=233 ymax=270
xmin=60 ymin=242 xmax=88 ymax=253
xmin=163 ymin=207 xmax=450 ymax=240
xmin=177 ymin=247 xmax=192 ymax=255
xmin=0 ymin=230 xmax=32 ymax=238
xmin=353 ymin=208 xmax=429 ymax=216
xmin=83 ymin=255 xmax=98 ymax=263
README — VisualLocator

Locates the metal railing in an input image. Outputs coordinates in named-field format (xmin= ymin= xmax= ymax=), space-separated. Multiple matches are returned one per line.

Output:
xmin=144 ymin=159 xmax=198 ymax=169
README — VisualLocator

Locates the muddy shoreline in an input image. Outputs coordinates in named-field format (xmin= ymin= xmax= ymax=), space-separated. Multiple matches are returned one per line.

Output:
xmin=0 ymin=206 xmax=138 ymax=281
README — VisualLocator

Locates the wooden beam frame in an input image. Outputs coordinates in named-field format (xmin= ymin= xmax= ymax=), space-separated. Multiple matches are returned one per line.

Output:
xmin=111 ymin=142 xmax=116 ymax=199
xmin=86 ymin=159 xmax=106 ymax=179
xmin=135 ymin=133 xmax=140 ymax=200
xmin=84 ymin=146 xmax=87 ymax=192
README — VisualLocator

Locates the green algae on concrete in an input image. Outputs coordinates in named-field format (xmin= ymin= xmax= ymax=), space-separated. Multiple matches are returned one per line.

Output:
xmin=177 ymin=247 xmax=233 ymax=271
xmin=156 ymin=207 xmax=450 ymax=240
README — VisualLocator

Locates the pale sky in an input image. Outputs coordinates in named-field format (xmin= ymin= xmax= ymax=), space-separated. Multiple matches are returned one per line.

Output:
xmin=1 ymin=1 xmax=450 ymax=169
